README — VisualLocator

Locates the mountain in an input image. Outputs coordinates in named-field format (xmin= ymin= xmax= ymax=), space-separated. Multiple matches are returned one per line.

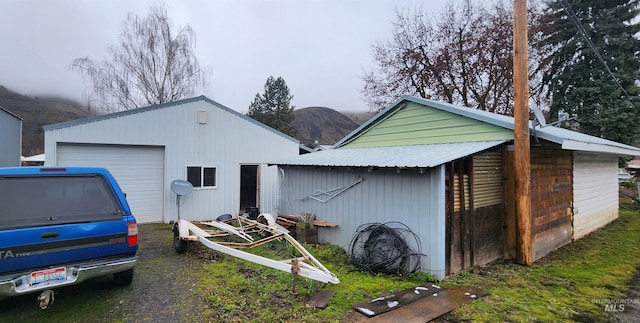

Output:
xmin=0 ymin=86 xmax=94 ymax=156
xmin=292 ymin=107 xmax=367 ymax=147
xmin=0 ymin=86 xmax=374 ymax=155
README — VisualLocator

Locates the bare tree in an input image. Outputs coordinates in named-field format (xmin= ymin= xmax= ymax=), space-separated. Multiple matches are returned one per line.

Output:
xmin=362 ymin=0 xmax=548 ymax=114
xmin=72 ymin=2 xmax=211 ymax=112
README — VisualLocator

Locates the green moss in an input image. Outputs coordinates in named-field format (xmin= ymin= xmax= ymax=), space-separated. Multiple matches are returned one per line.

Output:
xmin=446 ymin=210 xmax=640 ymax=322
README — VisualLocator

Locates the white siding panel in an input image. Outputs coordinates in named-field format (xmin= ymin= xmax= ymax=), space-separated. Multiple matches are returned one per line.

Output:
xmin=278 ymin=165 xmax=447 ymax=279
xmin=57 ymin=144 xmax=165 ymax=223
xmin=573 ymin=151 xmax=618 ymax=239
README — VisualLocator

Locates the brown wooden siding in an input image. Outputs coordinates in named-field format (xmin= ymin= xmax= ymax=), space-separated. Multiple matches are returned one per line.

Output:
xmin=530 ymin=144 xmax=573 ymax=260
xmin=446 ymin=148 xmax=504 ymax=275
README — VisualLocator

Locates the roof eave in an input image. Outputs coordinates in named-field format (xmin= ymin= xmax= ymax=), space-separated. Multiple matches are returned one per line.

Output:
xmin=334 ymin=97 xmax=411 ymax=147
xmin=562 ymin=139 xmax=640 ymax=156
xmin=0 ymin=106 xmax=23 ymax=121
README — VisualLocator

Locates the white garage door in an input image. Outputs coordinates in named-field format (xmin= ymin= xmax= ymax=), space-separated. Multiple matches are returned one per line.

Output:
xmin=57 ymin=144 xmax=165 ymax=223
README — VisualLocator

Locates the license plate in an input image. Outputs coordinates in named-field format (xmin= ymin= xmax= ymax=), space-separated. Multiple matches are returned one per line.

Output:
xmin=30 ymin=267 xmax=66 ymax=286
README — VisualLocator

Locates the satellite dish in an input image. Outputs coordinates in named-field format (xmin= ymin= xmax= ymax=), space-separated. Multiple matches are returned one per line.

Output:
xmin=531 ymin=106 xmax=547 ymax=127
xmin=171 ymin=180 xmax=193 ymax=220
xmin=171 ymin=179 xmax=193 ymax=196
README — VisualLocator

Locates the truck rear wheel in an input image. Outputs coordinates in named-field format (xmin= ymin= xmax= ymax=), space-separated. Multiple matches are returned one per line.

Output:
xmin=173 ymin=225 xmax=188 ymax=254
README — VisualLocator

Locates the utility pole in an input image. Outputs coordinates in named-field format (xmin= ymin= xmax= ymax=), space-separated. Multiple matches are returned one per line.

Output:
xmin=513 ymin=0 xmax=532 ymax=265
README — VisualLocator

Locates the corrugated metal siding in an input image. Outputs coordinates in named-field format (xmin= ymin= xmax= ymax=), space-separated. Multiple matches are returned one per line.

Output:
xmin=573 ymin=151 xmax=618 ymax=239
xmin=453 ymin=175 xmax=469 ymax=211
xmin=473 ymin=151 xmax=503 ymax=208
xmin=342 ymin=102 xmax=513 ymax=148
xmin=0 ymin=110 xmax=21 ymax=167
xmin=45 ymin=100 xmax=299 ymax=222
xmin=278 ymin=165 xmax=447 ymax=279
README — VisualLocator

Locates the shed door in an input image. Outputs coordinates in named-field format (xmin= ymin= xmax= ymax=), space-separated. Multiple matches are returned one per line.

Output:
xmin=56 ymin=144 xmax=165 ymax=223
xmin=240 ymin=164 xmax=259 ymax=211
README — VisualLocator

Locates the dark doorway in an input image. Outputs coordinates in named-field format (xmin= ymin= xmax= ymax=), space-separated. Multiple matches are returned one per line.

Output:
xmin=240 ymin=165 xmax=259 ymax=211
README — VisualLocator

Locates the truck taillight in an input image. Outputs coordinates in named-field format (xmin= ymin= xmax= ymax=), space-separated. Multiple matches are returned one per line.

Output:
xmin=128 ymin=222 xmax=138 ymax=246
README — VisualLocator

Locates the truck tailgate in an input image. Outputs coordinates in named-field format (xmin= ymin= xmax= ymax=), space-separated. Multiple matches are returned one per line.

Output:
xmin=0 ymin=220 xmax=130 ymax=273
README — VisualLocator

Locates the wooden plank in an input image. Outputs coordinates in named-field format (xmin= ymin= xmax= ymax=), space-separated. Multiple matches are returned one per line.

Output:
xmin=353 ymin=284 xmax=445 ymax=317
xmin=278 ymin=214 xmax=338 ymax=227
xmin=313 ymin=221 xmax=338 ymax=227
xmin=504 ymin=149 xmax=517 ymax=259
xmin=358 ymin=286 xmax=487 ymax=323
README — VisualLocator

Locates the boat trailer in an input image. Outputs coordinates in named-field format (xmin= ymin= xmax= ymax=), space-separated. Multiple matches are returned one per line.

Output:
xmin=172 ymin=214 xmax=340 ymax=285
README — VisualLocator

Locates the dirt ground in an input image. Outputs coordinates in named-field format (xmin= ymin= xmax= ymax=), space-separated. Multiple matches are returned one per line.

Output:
xmin=0 ymin=223 xmax=212 ymax=322
xmin=611 ymin=266 xmax=640 ymax=322
xmin=110 ymin=223 xmax=211 ymax=321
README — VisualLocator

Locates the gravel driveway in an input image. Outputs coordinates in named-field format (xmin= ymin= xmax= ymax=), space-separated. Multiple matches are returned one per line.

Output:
xmin=110 ymin=223 xmax=210 ymax=321
xmin=0 ymin=223 xmax=211 ymax=322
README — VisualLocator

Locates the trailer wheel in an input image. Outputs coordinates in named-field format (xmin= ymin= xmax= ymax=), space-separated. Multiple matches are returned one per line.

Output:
xmin=173 ymin=225 xmax=188 ymax=254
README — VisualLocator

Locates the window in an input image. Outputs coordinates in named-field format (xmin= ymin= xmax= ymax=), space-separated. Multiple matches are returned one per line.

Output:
xmin=0 ymin=175 xmax=121 ymax=230
xmin=187 ymin=166 xmax=216 ymax=188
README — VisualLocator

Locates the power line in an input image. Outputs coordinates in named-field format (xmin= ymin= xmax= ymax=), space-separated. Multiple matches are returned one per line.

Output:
xmin=558 ymin=0 xmax=635 ymax=102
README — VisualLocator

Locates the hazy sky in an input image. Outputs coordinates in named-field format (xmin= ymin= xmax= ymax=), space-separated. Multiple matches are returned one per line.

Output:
xmin=0 ymin=0 xmax=448 ymax=113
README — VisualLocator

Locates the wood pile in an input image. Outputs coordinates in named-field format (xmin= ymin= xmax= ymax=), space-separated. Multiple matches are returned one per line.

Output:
xmin=276 ymin=214 xmax=338 ymax=236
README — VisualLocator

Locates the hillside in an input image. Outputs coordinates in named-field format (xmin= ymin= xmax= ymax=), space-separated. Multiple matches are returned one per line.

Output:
xmin=292 ymin=107 xmax=364 ymax=147
xmin=0 ymin=86 xmax=94 ymax=156
xmin=341 ymin=110 xmax=377 ymax=125
xmin=0 ymin=86 xmax=374 ymax=155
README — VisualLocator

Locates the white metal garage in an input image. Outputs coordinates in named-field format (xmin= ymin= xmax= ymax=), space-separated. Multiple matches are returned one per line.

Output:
xmin=57 ymin=144 xmax=165 ymax=223
xmin=44 ymin=96 xmax=301 ymax=223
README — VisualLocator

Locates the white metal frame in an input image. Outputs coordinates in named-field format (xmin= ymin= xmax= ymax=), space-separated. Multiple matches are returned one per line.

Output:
xmin=177 ymin=216 xmax=340 ymax=284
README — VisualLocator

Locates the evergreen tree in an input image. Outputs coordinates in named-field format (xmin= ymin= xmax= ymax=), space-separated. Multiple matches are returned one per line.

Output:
xmin=246 ymin=76 xmax=297 ymax=137
xmin=543 ymin=0 xmax=640 ymax=145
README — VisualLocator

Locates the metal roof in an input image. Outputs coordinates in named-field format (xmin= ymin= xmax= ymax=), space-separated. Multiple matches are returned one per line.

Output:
xmin=43 ymin=96 xmax=299 ymax=144
xmin=270 ymin=140 xmax=505 ymax=168
xmin=531 ymin=124 xmax=640 ymax=155
xmin=334 ymin=96 xmax=640 ymax=156
xmin=0 ymin=106 xmax=22 ymax=120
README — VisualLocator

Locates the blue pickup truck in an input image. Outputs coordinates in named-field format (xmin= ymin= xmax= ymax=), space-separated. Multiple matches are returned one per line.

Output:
xmin=0 ymin=167 xmax=138 ymax=307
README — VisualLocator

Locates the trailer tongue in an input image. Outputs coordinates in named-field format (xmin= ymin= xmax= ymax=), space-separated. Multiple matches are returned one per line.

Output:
xmin=173 ymin=214 xmax=340 ymax=285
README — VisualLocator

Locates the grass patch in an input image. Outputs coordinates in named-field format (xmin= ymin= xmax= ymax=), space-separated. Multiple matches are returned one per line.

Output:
xmin=195 ymin=240 xmax=437 ymax=322
xmin=195 ymin=209 xmax=640 ymax=321
xmin=444 ymin=209 xmax=640 ymax=322
xmin=3 ymin=210 xmax=638 ymax=321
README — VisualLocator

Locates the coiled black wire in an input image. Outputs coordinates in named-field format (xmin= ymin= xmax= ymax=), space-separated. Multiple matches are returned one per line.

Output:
xmin=348 ymin=222 xmax=425 ymax=275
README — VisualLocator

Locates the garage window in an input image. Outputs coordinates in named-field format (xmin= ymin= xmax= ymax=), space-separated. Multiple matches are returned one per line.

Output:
xmin=187 ymin=166 xmax=217 ymax=188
